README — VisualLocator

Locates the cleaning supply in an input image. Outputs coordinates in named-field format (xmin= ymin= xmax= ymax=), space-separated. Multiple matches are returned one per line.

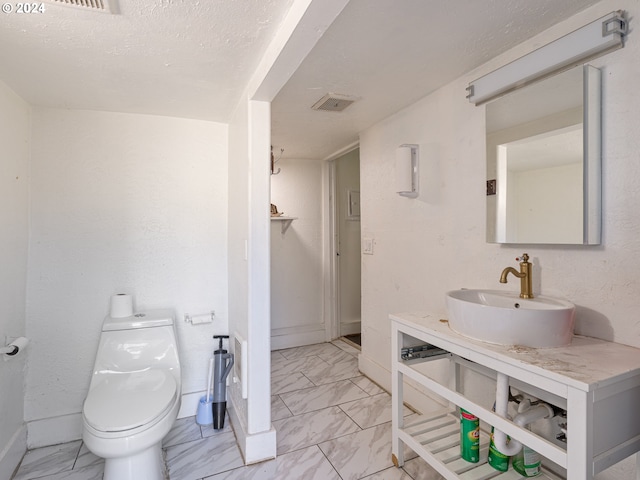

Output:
xmin=512 ymin=437 xmax=541 ymax=477
xmin=511 ymin=398 xmax=551 ymax=477
xmin=460 ymin=408 xmax=480 ymax=463
xmin=212 ymin=335 xmax=234 ymax=429
xmin=196 ymin=358 xmax=214 ymax=425
xmin=488 ymin=402 xmax=510 ymax=471
xmin=488 ymin=426 xmax=510 ymax=471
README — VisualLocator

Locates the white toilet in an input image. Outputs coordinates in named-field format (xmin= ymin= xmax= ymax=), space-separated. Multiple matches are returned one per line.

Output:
xmin=82 ymin=309 xmax=181 ymax=480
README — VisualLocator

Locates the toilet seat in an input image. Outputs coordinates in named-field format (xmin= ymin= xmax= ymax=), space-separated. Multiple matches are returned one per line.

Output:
xmin=84 ymin=369 xmax=177 ymax=433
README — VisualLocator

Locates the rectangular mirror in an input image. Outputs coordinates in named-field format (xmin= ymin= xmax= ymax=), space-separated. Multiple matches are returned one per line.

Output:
xmin=486 ymin=65 xmax=601 ymax=245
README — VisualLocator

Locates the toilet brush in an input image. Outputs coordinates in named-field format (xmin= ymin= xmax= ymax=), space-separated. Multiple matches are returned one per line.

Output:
xmin=196 ymin=357 xmax=215 ymax=426
xmin=206 ymin=357 xmax=214 ymax=403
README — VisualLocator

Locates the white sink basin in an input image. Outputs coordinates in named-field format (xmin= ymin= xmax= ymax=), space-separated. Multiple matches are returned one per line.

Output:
xmin=445 ymin=289 xmax=576 ymax=348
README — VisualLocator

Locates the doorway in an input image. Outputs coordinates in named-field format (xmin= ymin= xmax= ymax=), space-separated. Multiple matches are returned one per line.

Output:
xmin=332 ymin=148 xmax=361 ymax=345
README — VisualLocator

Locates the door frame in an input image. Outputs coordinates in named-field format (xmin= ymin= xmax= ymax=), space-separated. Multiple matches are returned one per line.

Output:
xmin=323 ymin=142 xmax=360 ymax=342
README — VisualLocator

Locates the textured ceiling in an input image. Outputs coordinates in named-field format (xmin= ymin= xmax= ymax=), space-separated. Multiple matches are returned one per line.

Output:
xmin=0 ymin=0 xmax=603 ymax=158
xmin=271 ymin=0 xmax=603 ymax=160
xmin=0 ymin=0 xmax=294 ymax=122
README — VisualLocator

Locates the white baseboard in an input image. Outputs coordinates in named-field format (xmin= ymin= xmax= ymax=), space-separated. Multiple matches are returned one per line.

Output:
xmin=177 ymin=391 xmax=203 ymax=419
xmin=27 ymin=413 xmax=82 ymax=449
xmin=271 ymin=327 xmax=326 ymax=350
xmin=358 ymin=353 xmax=445 ymax=415
xmin=227 ymin=401 xmax=276 ymax=465
xmin=27 ymin=392 xmax=203 ymax=450
xmin=0 ymin=424 xmax=26 ymax=480
xmin=340 ymin=321 xmax=361 ymax=336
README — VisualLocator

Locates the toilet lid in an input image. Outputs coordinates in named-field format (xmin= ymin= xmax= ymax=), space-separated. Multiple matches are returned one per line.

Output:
xmin=84 ymin=369 xmax=177 ymax=432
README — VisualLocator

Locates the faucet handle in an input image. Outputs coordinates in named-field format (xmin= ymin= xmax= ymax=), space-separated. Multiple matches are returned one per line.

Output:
xmin=516 ymin=253 xmax=530 ymax=263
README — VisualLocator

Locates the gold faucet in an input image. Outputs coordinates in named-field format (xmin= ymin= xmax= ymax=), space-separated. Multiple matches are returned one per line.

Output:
xmin=500 ymin=253 xmax=533 ymax=299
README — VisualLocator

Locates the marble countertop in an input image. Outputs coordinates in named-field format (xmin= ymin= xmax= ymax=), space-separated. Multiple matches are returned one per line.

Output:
xmin=391 ymin=312 xmax=640 ymax=393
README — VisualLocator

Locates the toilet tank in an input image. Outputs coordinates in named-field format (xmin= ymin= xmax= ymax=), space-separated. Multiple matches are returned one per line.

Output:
xmin=102 ymin=309 xmax=174 ymax=331
xmin=94 ymin=309 xmax=180 ymax=378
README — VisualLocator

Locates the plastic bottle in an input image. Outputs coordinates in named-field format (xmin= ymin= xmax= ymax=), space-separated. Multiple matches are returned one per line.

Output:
xmin=488 ymin=426 xmax=510 ymax=471
xmin=512 ymin=435 xmax=541 ymax=477
xmin=488 ymin=402 xmax=510 ymax=471
xmin=512 ymin=399 xmax=543 ymax=477
xmin=460 ymin=408 xmax=480 ymax=462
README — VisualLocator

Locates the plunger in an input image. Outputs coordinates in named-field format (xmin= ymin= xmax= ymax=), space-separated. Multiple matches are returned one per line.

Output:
xmin=212 ymin=335 xmax=234 ymax=429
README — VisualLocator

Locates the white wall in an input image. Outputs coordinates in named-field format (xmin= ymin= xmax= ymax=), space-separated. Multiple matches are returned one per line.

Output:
xmin=359 ymin=1 xmax=640 ymax=478
xmin=270 ymin=158 xmax=325 ymax=348
xmin=25 ymin=108 xmax=228 ymax=447
xmin=227 ymin=99 xmax=276 ymax=464
xmin=0 ymin=81 xmax=30 ymax=478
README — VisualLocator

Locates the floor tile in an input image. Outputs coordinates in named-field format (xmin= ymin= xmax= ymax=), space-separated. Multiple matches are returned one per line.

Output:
xmin=279 ymin=379 xmax=368 ymax=415
xmin=273 ymin=406 xmax=361 ymax=455
xmin=163 ymin=416 xmax=203 ymax=447
xmin=350 ymin=375 xmax=386 ymax=396
xmin=340 ymin=392 xmax=412 ymax=429
xmin=271 ymin=350 xmax=286 ymax=362
xmin=200 ymin=420 xmax=233 ymax=438
xmin=165 ymin=432 xmax=244 ymax=480
xmin=270 ymin=354 xmax=325 ymax=376
xmin=271 ymin=371 xmax=315 ymax=395
xmin=277 ymin=342 xmax=343 ymax=360
xmin=318 ymin=422 xmax=417 ymax=480
xmin=301 ymin=355 xmax=360 ymax=385
xmin=73 ymin=444 xmax=103 ymax=470
xmin=13 ymin=441 xmax=82 ymax=480
xmin=34 ymin=463 xmax=105 ymax=480
xmin=401 ymin=456 xmax=446 ymax=480
xmin=271 ymin=395 xmax=293 ymax=421
xmin=204 ymin=445 xmax=340 ymax=480
xmin=361 ymin=466 xmax=415 ymax=479
xmin=332 ymin=339 xmax=361 ymax=356
xmin=317 ymin=348 xmax=358 ymax=365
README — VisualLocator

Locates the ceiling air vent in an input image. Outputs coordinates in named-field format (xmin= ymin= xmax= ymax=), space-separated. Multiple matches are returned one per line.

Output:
xmin=311 ymin=93 xmax=357 ymax=112
xmin=42 ymin=0 xmax=119 ymax=13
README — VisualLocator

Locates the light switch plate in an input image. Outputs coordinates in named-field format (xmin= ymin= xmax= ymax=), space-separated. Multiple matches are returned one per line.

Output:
xmin=363 ymin=238 xmax=374 ymax=255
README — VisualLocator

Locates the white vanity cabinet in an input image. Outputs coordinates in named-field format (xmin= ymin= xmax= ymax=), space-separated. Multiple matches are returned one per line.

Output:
xmin=391 ymin=313 xmax=640 ymax=480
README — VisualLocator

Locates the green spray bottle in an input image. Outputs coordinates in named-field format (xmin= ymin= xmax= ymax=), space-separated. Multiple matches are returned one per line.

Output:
xmin=460 ymin=408 xmax=480 ymax=462
xmin=488 ymin=402 xmax=510 ymax=471
xmin=488 ymin=426 xmax=510 ymax=471
xmin=512 ymin=438 xmax=541 ymax=477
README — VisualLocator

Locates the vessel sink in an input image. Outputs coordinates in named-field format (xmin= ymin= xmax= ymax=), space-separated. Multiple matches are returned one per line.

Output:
xmin=445 ymin=289 xmax=576 ymax=348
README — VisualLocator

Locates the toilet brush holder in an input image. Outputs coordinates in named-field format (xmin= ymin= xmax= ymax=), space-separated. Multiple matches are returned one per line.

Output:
xmin=196 ymin=395 xmax=214 ymax=426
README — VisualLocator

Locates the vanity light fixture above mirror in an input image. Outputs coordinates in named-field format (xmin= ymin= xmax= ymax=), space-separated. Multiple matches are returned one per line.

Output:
xmin=466 ymin=11 xmax=627 ymax=105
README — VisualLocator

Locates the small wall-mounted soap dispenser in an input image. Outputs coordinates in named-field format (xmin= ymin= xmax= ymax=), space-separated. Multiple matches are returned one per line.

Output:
xmin=395 ymin=144 xmax=419 ymax=198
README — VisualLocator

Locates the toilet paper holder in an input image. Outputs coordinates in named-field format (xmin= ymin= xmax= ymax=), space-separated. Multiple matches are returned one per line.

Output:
xmin=184 ymin=312 xmax=215 ymax=325
xmin=1 ymin=336 xmax=29 ymax=356
xmin=1 ymin=344 xmax=19 ymax=356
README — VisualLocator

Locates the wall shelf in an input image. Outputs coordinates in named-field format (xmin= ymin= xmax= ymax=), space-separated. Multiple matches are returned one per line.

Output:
xmin=271 ymin=216 xmax=297 ymax=234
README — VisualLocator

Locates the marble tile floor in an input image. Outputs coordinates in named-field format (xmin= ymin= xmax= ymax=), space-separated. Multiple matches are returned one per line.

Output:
xmin=11 ymin=339 xmax=444 ymax=480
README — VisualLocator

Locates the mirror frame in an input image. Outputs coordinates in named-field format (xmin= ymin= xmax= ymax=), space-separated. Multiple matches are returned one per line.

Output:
xmin=583 ymin=65 xmax=602 ymax=245
xmin=486 ymin=65 xmax=602 ymax=245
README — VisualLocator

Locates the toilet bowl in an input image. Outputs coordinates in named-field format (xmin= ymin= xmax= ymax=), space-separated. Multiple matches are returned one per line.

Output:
xmin=82 ymin=309 xmax=181 ymax=480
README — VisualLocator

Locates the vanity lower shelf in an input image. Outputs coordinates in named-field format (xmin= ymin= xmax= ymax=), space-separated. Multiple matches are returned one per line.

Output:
xmin=397 ymin=409 xmax=562 ymax=480
xmin=390 ymin=312 xmax=640 ymax=480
